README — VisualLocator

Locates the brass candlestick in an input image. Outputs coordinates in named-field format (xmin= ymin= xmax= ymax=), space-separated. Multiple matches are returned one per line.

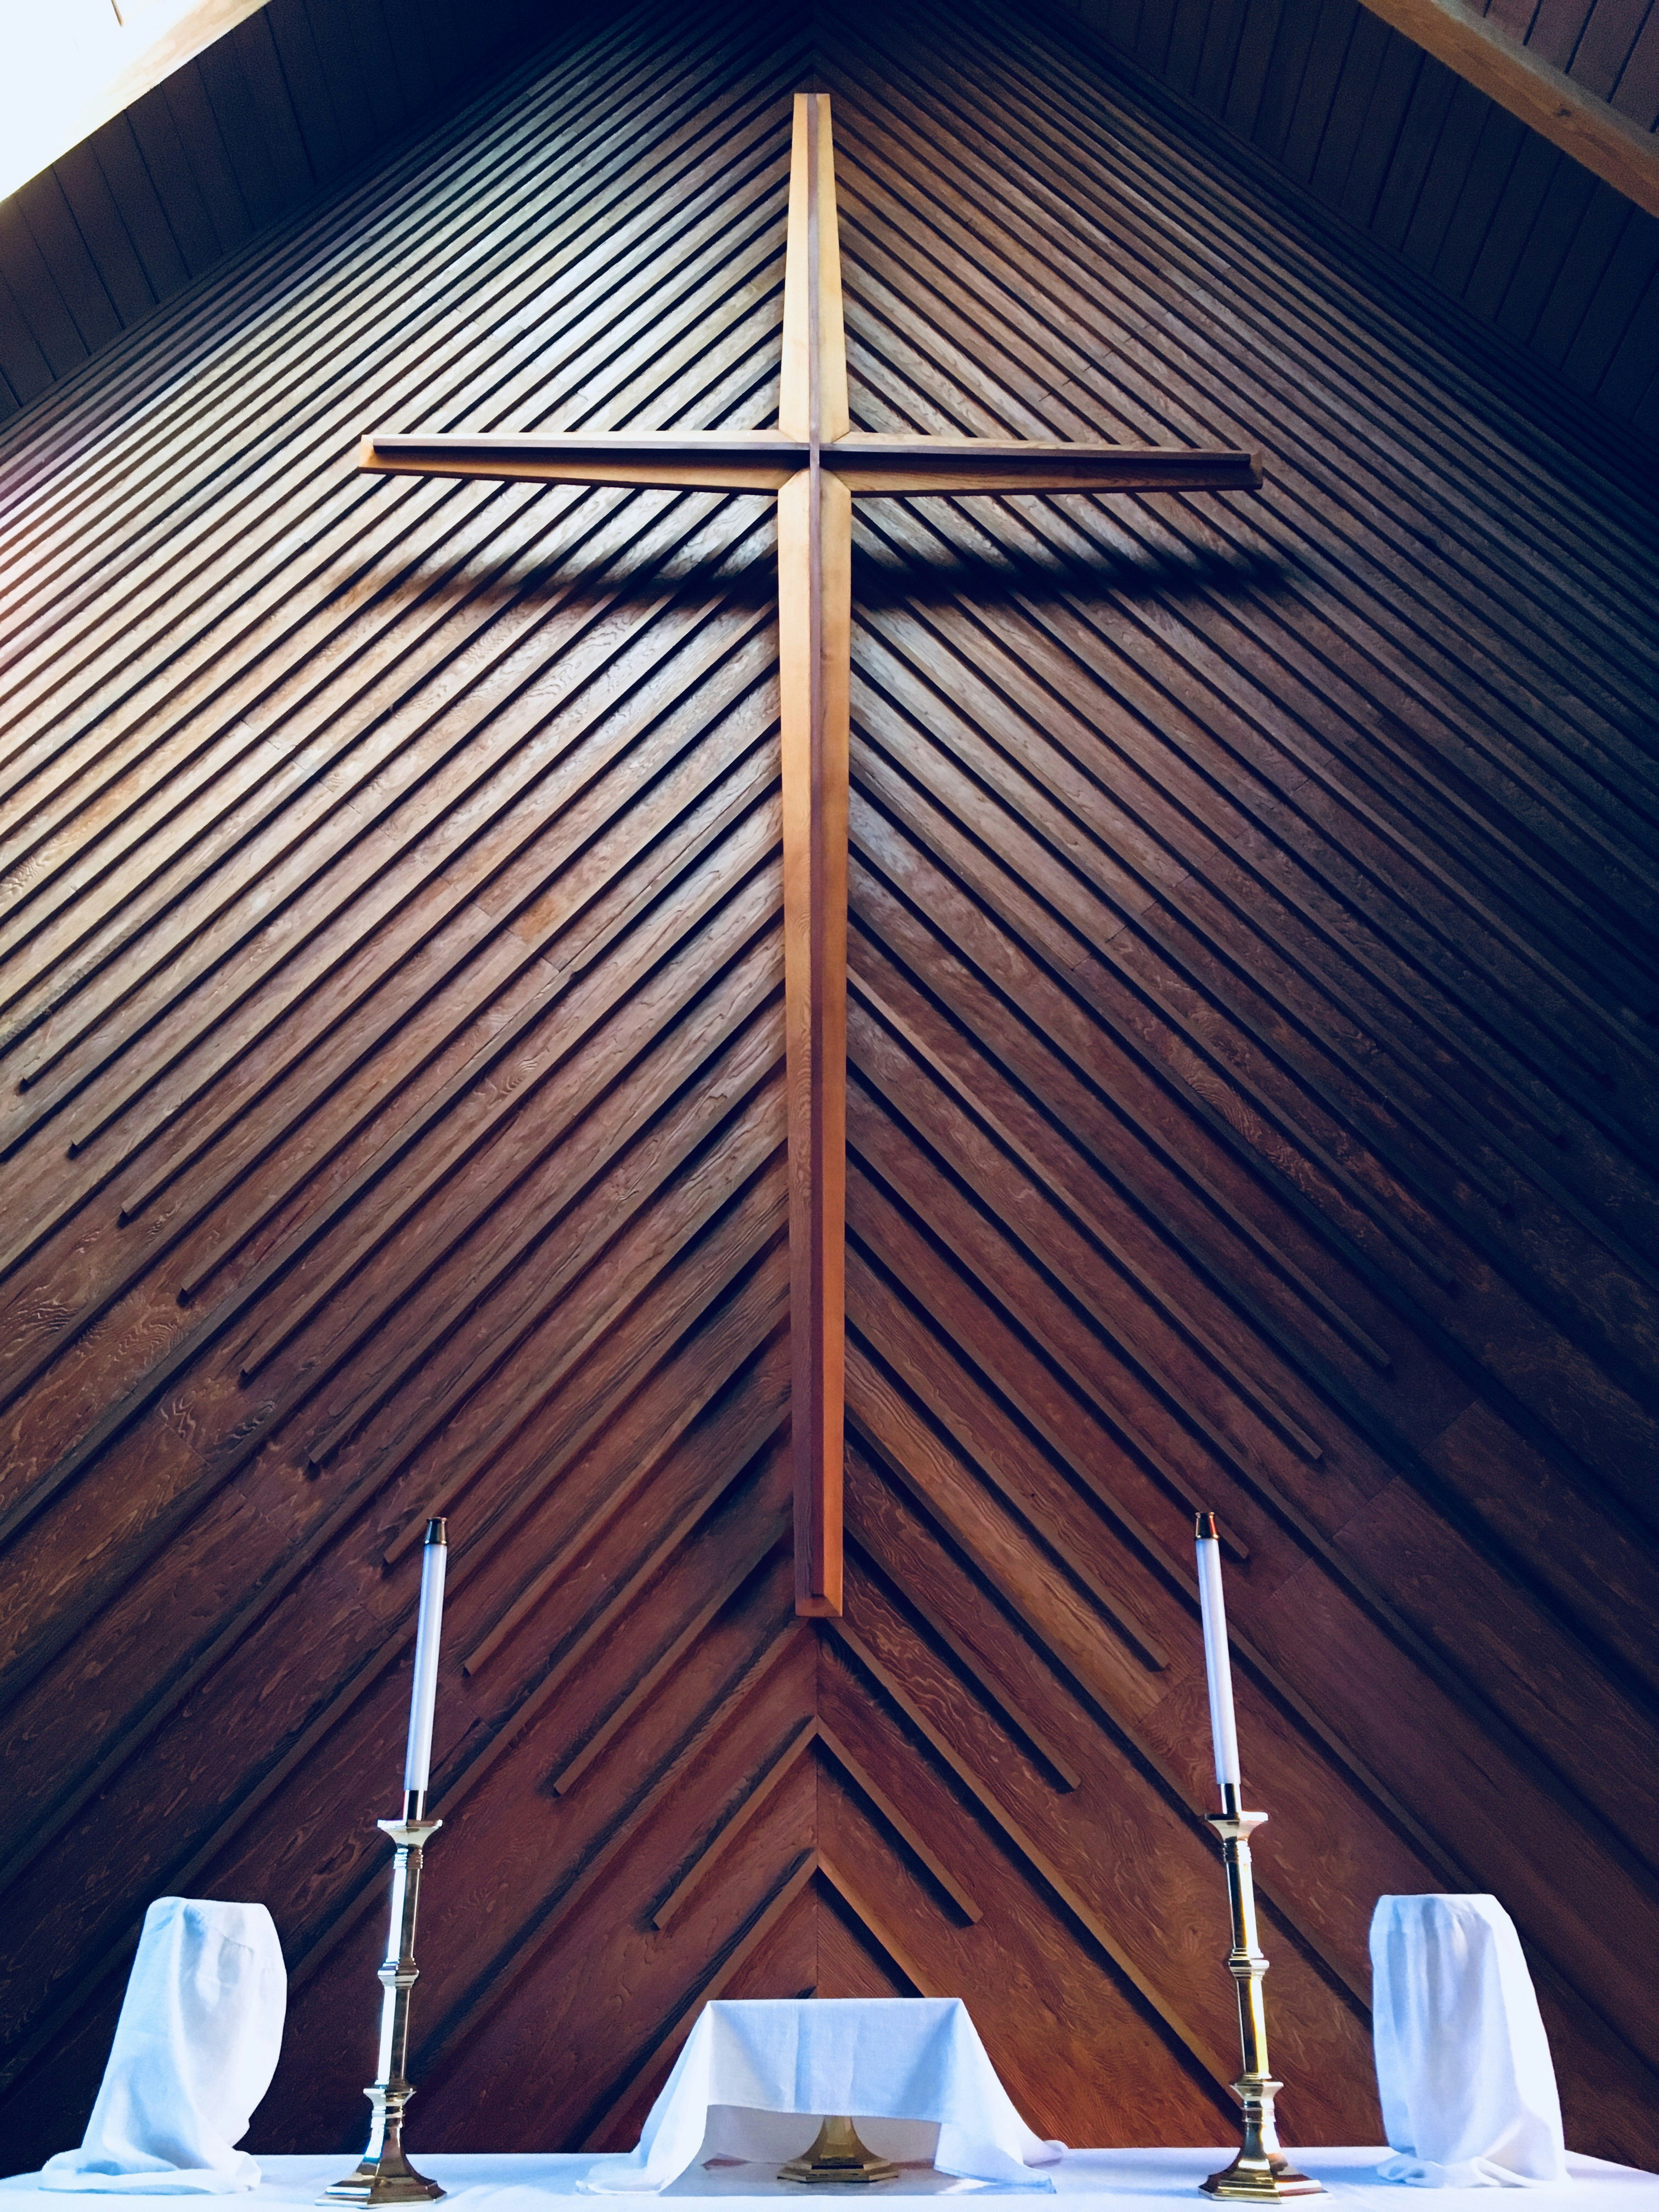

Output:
xmin=780 ymin=2118 xmax=899 ymax=2185
xmin=1202 ymin=1784 xmax=1323 ymax=2200
xmin=320 ymin=1794 xmax=446 ymax=2206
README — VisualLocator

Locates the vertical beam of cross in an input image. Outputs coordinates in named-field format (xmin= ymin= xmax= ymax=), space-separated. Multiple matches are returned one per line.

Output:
xmin=357 ymin=98 xmax=1261 ymax=1624
xmin=777 ymin=94 xmax=848 ymax=1617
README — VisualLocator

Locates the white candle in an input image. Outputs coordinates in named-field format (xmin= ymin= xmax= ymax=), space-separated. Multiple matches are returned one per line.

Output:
xmin=403 ymin=1518 xmax=448 ymax=1796
xmin=1195 ymin=1511 xmax=1242 ymax=1791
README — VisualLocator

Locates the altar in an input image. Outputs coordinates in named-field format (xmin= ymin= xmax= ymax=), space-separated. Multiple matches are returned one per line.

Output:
xmin=5 ymin=2153 xmax=1656 ymax=2210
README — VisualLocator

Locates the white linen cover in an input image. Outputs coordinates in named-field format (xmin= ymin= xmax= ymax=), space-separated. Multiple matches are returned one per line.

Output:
xmin=1370 ymin=1895 xmax=1567 ymax=2190
xmin=580 ymin=1999 xmax=1064 ymax=2193
xmin=42 ymin=1899 xmax=286 ymax=2195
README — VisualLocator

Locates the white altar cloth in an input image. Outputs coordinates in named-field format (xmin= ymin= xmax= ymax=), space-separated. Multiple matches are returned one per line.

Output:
xmin=580 ymin=2001 xmax=1062 ymax=2193
xmin=4 ymin=2149 xmax=1655 ymax=2207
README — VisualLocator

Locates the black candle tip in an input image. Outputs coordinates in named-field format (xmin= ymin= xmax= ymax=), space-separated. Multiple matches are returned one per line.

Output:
xmin=1196 ymin=1510 xmax=1220 ymax=1541
xmin=424 ymin=1517 xmax=448 ymax=1545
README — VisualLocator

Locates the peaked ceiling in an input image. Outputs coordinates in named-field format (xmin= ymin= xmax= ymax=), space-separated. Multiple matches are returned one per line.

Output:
xmin=1 ymin=0 xmax=1658 ymax=444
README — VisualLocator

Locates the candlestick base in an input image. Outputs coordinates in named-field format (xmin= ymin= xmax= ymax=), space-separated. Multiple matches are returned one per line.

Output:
xmin=779 ymin=2118 xmax=899 ymax=2184
xmin=320 ymin=2129 xmax=446 ymax=2207
xmin=1201 ymin=2077 xmax=1324 ymax=2200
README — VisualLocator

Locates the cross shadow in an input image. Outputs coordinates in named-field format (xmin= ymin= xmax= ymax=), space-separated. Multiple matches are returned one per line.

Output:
xmin=849 ymin=528 xmax=1290 ymax=609
xmin=414 ymin=491 xmax=1291 ymax=614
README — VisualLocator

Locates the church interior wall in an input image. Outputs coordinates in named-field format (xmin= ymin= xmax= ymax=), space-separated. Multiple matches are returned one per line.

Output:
xmin=1 ymin=0 xmax=1656 ymax=2179
xmin=1052 ymin=0 xmax=1659 ymax=438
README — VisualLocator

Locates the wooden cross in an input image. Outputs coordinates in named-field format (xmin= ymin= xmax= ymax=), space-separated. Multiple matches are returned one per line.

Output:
xmin=360 ymin=94 xmax=1262 ymax=1620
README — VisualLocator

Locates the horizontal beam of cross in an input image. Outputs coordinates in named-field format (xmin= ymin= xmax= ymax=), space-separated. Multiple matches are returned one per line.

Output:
xmin=360 ymin=428 xmax=1262 ymax=495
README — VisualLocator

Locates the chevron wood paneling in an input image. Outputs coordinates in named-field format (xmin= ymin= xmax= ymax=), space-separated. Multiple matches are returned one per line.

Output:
xmin=2 ymin=0 xmax=1658 ymax=2181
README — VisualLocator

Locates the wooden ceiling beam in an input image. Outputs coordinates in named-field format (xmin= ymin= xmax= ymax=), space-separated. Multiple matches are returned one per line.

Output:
xmin=1357 ymin=0 xmax=1659 ymax=221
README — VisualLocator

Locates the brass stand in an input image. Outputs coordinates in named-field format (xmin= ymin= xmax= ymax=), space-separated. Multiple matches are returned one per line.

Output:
xmin=1201 ymin=1787 xmax=1323 ymax=2200
xmin=780 ymin=2118 xmax=900 ymax=2185
xmin=321 ymin=1799 xmax=446 ymax=2205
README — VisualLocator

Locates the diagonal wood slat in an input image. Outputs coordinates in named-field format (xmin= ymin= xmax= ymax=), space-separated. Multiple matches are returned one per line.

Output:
xmin=1 ymin=0 xmax=1657 ymax=2179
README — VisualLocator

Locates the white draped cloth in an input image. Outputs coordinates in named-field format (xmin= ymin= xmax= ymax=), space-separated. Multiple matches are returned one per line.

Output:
xmin=580 ymin=2000 xmax=1064 ymax=2193
xmin=1370 ymin=1895 xmax=1567 ymax=2190
xmin=42 ymin=1899 xmax=286 ymax=2195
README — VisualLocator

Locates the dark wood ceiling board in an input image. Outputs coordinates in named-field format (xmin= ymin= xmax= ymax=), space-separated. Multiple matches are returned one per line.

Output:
xmin=1303 ymin=7 xmax=1396 ymax=200
xmin=1048 ymin=0 xmax=1659 ymax=431
xmin=1426 ymin=104 xmax=1531 ymax=289
xmin=118 ymin=94 xmax=229 ymax=283
xmin=1488 ymin=160 xmax=1604 ymax=340
xmin=1277 ymin=0 xmax=1370 ymax=173
xmin=157 ymin=60 xmax=261 ymax=252
xmin=80 ymin=121 xmax=197 ymax=302
xmin=1459 ymin=129 xmax=1570 ymax=312
xmin=44 ymin=144 xmax=163 ymax=332
xmin=1527 ymin=0 xmax=1598 ymax=66
xmin=0 ymin=12 xmax=625 ymax=498
xmin=10 ymin=174 xmax=126 ymax=361
xmin=1328 ymin=31 xmax=1433 ymax=218
xmin=0 ymin=268 xmax=55 ymax=414
xmin=225 ymin=12 xmax=320 ymax=210
xmin=1611 ymin=10 xmax=1659 ymax=120
xmin=1248 ymin=0 xmax=1336 ymax=143
xmin=1162 ymin=0 xmax=1220 ymax=87
xmin=0 ymin=198 xmax=100 ymax=385
xmin=260 ymin=0 xmax=352 ymax=183
xmin=1561 ymin=201 xmax=1659 ymax=379
xmin=1261 ymin=0 xmax=1351 ymax=155
xmin=1526 ymin=181 xmax=1638 ymax=353
xmin=1598 ymin=258 xmax=1659 ymax=398
xmin=1571 ymin=0 xmax=1651 ymax=93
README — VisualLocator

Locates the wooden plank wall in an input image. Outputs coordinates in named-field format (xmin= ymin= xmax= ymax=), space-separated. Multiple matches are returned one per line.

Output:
xmin=1054 ymin=0 xmax=1659 ymax=436
xmin=0 ymin=0 xmax=548 ymax=424
xmin=2 ymin=0 xmax=1658 ymax=2176
xmin=7 ymin=0 xmax=1659 ymax=448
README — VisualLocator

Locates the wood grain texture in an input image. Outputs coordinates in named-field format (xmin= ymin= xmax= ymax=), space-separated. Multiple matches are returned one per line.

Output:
xmin=1050 ymin=0 xmax=1659 ymax=438
xmin=1 ymin=0 xmax=1657 ymax=2179
xmin=0 ymin=0 xmax=579 ymax=426
xmin=1336 ymin=0 xmax=1659 ymax=221
xmin=4 ymin=0 xmax=1659 ymax=447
